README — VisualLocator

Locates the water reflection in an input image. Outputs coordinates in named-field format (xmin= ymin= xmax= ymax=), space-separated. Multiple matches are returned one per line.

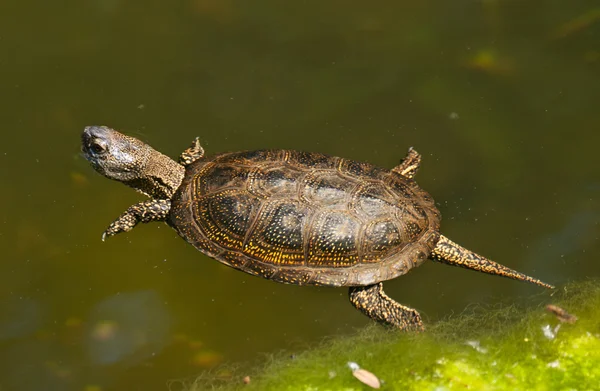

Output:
xmin=86 ymin=290 xmax=171 ymax=366
xmin=0 ymin=291 xmax=171 ymax=391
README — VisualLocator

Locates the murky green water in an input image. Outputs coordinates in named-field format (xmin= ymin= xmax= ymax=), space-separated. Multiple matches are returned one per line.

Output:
xmin=0 ymin=1 xmax=598 ymax=390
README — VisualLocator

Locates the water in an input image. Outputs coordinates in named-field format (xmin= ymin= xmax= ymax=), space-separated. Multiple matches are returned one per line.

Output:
xmin=0 ymin=1 xmax=598 ymax=390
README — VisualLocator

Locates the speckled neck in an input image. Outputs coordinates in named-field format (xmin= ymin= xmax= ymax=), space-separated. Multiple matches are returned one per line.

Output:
xmin=124 ymin=150 xmax=185 ymax=199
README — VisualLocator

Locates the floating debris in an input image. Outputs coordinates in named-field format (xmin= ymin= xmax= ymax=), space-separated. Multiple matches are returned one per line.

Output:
xmin=465 ymin=340 xmax=488 ymax=354
xmin=242 ymin=376 xmax=250 ymax=384
xmin=191 ymin=350 xmax=223 ymax=368
xmin=463 ymin=49 xmax=514 ymax=75
xmin=347 ymin=361 xmax=381 ymax=389
xmin=70 ymin=171 xmax=88 ymax=187
xmin=547 ymin=360 xmax=561 ymax=369
xmin=353 ymin=369 xmax=382 ymax=389
xmin=542 ymin=324 xmax=561 ymax=340
xmin=546 ymin=304 xmax=578 ymax=324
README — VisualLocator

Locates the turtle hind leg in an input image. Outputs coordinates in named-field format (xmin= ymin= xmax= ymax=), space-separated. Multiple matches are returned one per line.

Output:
xmin=349 ymin=283 xmax=424 ymax=331
xmin=432 ymin=235 xmax=554 ymax=289
xmin=392 ymin=147 xmax=422 ymax=179
xmin=179 ymin=137 xmax=204 ymax=166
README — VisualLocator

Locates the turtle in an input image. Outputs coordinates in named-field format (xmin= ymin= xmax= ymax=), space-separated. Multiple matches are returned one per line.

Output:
xmin=81 ymin=125 xmax=553 ymax=330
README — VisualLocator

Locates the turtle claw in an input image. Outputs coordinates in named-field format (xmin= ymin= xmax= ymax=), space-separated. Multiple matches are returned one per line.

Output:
xmin=100 ymin=200 xmax=171 ymax=241
xmin=102 ymin=213 xmax=137 ymax=240
xmin=101 ymin=230 xmax=113 ymax=242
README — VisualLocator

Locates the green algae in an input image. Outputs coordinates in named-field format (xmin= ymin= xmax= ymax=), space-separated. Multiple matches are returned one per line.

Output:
xmin=185 ymin=281 xmax=600 ymax=390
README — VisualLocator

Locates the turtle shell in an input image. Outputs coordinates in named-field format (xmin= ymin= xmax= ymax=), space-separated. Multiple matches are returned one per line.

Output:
xmin=169 ymin=150 xmax=441 ymax=287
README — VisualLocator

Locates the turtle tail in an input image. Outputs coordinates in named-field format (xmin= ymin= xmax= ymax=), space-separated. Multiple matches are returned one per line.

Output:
xmin=431 ymin=235 xmax=554 ymax=289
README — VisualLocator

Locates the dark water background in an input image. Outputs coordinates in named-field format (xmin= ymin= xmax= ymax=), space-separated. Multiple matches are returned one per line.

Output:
xmin=0 ymin=1 xmax=598 ymax=390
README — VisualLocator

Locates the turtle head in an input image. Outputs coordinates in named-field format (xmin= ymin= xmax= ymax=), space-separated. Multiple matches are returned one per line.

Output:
xmin=82 ymin=126 xmax=152 ymax=181
xmin=82 ymin=126 xmax=185 ymax=198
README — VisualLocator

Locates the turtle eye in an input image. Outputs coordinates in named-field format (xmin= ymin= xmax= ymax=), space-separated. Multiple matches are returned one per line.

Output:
xmin=90 ymin=139 xmax=107 ymax=154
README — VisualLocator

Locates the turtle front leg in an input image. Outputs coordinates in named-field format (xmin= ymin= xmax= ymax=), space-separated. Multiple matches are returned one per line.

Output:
xmin=349 ymin=283 xmax=423 ymax=331
xmin=392 ymin=147 xmax=422 ymax=179
xmin=179 ymin=137 xmax=204 ymax=166
xmin=102 ymin=199 xmax=171 ymax=241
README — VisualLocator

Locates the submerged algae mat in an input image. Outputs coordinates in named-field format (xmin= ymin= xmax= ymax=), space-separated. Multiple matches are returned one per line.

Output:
xmin=186 ymin=281 xmax=600 ymax=390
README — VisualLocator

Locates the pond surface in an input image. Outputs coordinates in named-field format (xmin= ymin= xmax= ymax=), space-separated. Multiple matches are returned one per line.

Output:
xmin=0 ymin=1 xmax=598 ymax=390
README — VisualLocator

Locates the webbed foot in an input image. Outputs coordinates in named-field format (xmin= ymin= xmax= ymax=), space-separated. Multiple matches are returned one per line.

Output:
xmin=391 ymin=147 xmax=422 ymax=179
xmin=179 ymin=137 xmax=204 ymax=166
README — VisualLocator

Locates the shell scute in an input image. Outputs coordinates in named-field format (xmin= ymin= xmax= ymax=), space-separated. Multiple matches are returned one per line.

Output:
xmin=362 ymin=220 xmax=403 ymax=262
xmin=251 ymin=167 xmax=300 ymax=196
xmin=288 ymin=150 xmax=336 ymax=170
xmin=195 ymin=190 xmax=259 ymax=250
xmin=196 ymin=164 xmax=251 ymax=194
xmin=302 ymin=172 xmax=355 ymax=208
xmin=307 ymin=211 xmax=361 ymax=267
xmin=338 ymin=158 xmax=388 ymax=180
xmin=243 ymin=201 xmax=307 ymax=266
